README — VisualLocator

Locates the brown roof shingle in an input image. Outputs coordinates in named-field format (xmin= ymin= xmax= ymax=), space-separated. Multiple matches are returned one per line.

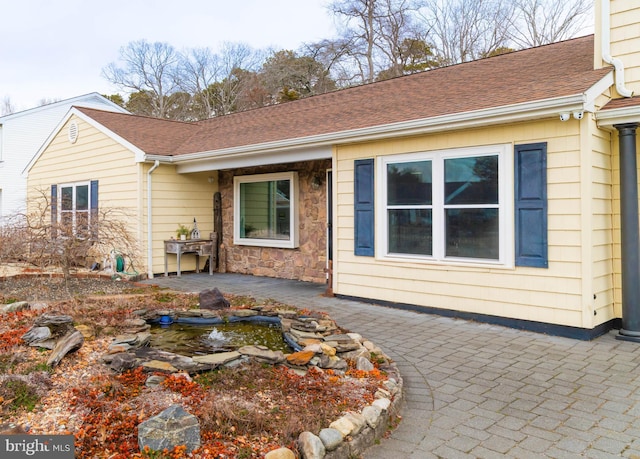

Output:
xmin=77 ymin=35 xmax=609 ymax=157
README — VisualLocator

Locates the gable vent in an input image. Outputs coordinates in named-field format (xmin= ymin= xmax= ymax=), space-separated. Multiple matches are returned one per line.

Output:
xmin=68 ymin=122 xmax=79 ymax=144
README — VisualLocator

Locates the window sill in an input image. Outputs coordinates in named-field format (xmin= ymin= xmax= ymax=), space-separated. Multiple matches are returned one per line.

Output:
xmin=379 ymin=253 xmax=514 ymax=270
xmin=235 ymin=238 xmax=298 ymax=249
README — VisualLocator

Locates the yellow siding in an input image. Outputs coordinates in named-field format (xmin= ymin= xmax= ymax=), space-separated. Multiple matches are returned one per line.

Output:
xmin=610 ymin=1 xmax=640 ymax=94
xmin=142 ymin=164 xmax=217 ymax=275
xmin=28 ymin=114 xmax=218 ymax=277
xmin=28 ymin=116 xmax=141 ymax=267
xmin=334 ymin=118 xmax=616 ymax=329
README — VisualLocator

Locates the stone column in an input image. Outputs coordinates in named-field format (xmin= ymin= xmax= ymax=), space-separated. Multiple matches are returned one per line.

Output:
xmin=615 ymin=123 xmax=640 ymax=342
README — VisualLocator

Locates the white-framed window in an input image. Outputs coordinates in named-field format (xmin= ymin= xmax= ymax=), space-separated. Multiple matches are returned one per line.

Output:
xmin=378 ymin=144 xmax=513 ymax=266
xmin=59 ymin=181 xmax=91 ymax=236
xmin=234 ymin=172 xmax=299 ymax=249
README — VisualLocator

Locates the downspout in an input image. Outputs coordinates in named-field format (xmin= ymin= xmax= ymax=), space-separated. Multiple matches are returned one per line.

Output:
xmin=147 ymin=160 xmax=160 ymax=279
xmin=601 ymin=0 xmax=634 ymax=98
xmin=615 ymin=123 xmax=640 ymax=342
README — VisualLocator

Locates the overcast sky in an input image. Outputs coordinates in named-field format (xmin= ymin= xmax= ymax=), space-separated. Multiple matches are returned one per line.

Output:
xmin=1 ymin=0 xmax=335 ymax=112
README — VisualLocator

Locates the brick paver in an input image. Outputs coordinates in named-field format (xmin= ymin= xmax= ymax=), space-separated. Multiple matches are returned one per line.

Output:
xmin=142 ymin=273 xmax=640 ymax=458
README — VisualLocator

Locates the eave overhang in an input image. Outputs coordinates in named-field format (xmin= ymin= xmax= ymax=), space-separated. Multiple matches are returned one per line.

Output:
xmin=142 ymin=72 xmax=613 ymax=174
xmin=596 ymin=105 xmax=640 ymax=128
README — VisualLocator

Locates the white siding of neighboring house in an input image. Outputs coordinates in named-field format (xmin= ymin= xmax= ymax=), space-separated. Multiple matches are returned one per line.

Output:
xmin=0 ymin=93 xmax=127 ymax=222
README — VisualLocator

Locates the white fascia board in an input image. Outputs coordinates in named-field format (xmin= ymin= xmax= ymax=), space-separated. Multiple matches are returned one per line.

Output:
xmin=143 ymin=91 xmax=599 ymax=173
xmin=24 ymin=107 xmax=147 ymax=175
xmin=173 ymin=145 xmax=332 ymax=173
xmin=585 ymin=73 xmax=615 ymax=112
xmin=596 ymin=105 xmax=640 ymax=127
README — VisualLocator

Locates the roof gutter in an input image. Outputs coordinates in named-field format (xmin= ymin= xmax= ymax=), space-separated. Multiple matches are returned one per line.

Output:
xmin=601 ymin=0 xmax=634 ymax=98
xmin=147 ymin=160 xmax=160 ymax=279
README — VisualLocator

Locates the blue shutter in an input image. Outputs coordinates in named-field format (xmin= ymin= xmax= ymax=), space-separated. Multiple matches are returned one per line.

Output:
xmin=51 ymin=184 xmax=57 ymax=238
xmin=90 ymin=180 xmax=98 ymax=211
xmin=90 ymin=180 xmax=98 ymax=238
xmin=354 ymin=159 xmax=375 ymax=256
xmin=515 ymin=143 xmax=547 ymax=267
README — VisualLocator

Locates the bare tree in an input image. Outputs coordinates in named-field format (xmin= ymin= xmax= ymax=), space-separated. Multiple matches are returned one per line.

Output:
xmin=420 ymin=0 xmax=514 ymax=65
xmin=1 ymin=96 xmax=15 ymax=116
xmin=328 ymin=0 xmax=422 ymax=83
xmin=102 ymin=40 xmax=182 ymax=119
xmin=0 ymin=189 xmax=139 ymax=280
xmin=509 ymin=0 xmax=592 ymax=48
xmin=179 ymin=42 xmax=263 ymax=119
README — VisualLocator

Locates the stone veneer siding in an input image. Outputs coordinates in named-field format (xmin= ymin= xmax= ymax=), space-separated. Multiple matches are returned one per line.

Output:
xmin=219 ymin=159 xmax=331 ymax=283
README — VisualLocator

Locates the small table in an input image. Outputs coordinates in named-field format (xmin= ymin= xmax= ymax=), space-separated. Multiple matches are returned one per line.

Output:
xmin=164 ymin=239 xmax=214 ymax=277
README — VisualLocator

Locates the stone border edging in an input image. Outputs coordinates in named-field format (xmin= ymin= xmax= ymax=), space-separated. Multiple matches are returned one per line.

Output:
xmin=134 ymin=306 xmax=404 ymax=458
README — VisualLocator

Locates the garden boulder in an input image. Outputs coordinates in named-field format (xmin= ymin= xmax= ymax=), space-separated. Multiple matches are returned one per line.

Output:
xmin=138 ymin=404 xmax=200 ymax=453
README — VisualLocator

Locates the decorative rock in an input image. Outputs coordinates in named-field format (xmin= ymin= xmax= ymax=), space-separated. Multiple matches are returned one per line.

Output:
xmin=298 ymin=431 xmax=325 ymax=459
xmin=320 ymin=343 xmax=336 ymax=357
xmin=109 ymin=352 xmax=138 ymax=372
xmin=107 ymin=343 xmax=132 ymax=354
xmin=346 ymin=332 xmax=363 ymax=342
xmin=21 ymin=327 xmax=51 ymax=345
xmin=348 ymin=426 xmax=375 ymax=457
xmin=112 ymin=334 xmax=139 ymax=345
xmin=323 ymin=335 xmax=361 ymax=352
xmin=238 ymin=345 xmax=285 ymax=364
xmin=318 ymin=354 xmax=348 ymax=371
xmin=47 ymin=330 xmax=84 ymax=367
xmin=329 ymin=416 xmax=355 ymax=437
xmin=372 ymin=397 xmax=391 ymax=412
xmin=361 ymin=405 xmax=383 ymax=428
xmin=199 ymin=288 xmax=230 ymax=310
xmin=323 ymin=334 xmax=355 ymax=344
xmin=198 ymin=310 xmax=221 ymax=318
xmin=301 ymin=343 xmax=323 ymax=354
xmin=138 ymin=405 xmax=200 ymax=453
xmin=143 ymin=360 xmax=179 ymax=373
xmin=318 ymin=428 xmax=343 ymax=451
xmin=343 ymin=412 xmax=366 ymax=435
xmin=356 ymin=356 xmax=374 ymax=372
xmin=290 ymin=319 xmax=320 ymax=332
xmin=298 ymin=338 xmax=322 ymax=347
xmin=34 ymin=313 xmax=73 ymax=326
xmin=122 ymin=318 xmax=150 ymax=333
xmin=231 ymin=309 xmax=258 ymax=317
xmin=341 ymin=347 xmax=369 ymax=360
xmin=75 ymin=324 xmax=95 ymax=340
xmin=1 ymin=301 xmax=29 ymax=314
xmin=288 ymin=328 xmax=323 ymax=341
xmin=145 ymin=375 xmax=166 ymax=388
xmin=134 ymin=348 xmax=200 ymax=373
xmin=286 ymin=350 xmax=315 ymax=366
xmin=192 ymin=351 xmax=241 ymax=366
xmin=34 ymin=313 xmax=75 ymax=337
xmin=264 ymin=447 xmax=296 ymax=459
xmin=383 ymin=379 xmax=399 ymax=395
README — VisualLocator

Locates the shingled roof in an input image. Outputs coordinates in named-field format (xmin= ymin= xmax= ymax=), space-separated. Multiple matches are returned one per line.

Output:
xmin=76 ymin=35 xmax=610 ymax=157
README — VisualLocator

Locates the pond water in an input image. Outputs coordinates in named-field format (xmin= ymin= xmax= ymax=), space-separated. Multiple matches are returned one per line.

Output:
xmin=148 ymin=321 xmax=293 ymax=356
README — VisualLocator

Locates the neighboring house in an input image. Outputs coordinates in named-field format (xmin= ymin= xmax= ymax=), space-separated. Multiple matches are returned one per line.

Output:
xmin=25 ymin=1 xmax=640 ymax=340
xmin=0 ymin=93 xmax=127 ymax=221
